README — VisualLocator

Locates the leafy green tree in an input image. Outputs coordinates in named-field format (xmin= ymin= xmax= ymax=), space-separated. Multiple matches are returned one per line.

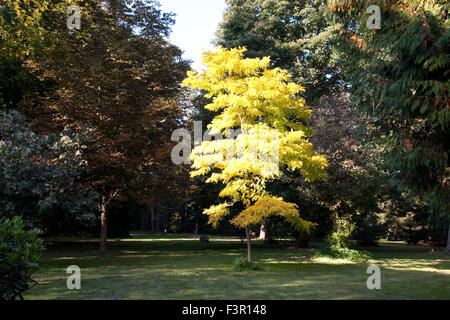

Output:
xmin=0 ymin=0 xmax=56 ymax=113
xmin=0 ymin=110 xmax=98 ymax=230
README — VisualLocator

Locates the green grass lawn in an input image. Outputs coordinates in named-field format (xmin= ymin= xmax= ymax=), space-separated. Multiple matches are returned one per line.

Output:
xmin=24 ymin=232 xmax=450 ymax=300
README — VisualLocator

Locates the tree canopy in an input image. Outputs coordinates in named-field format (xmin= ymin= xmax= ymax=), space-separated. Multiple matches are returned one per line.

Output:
xmin=183 ymin=47 xmax=327 ymax=260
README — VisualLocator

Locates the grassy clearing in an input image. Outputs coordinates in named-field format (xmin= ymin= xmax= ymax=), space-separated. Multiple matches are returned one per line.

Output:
xmin=24 ymin=232 xmax=450 ymax=300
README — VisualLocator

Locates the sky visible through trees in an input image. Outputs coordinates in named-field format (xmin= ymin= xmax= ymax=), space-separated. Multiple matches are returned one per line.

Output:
xmin=158 ymin=0 xmax=226 ymax=71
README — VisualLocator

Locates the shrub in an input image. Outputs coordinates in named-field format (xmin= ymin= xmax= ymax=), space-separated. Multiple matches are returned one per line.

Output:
xmin=328 ymin=246 xmax=372 ymax=261
xmin=0 ymin=216 xmax=44 ymax=300
xmin=233 ymin=257 xmax=259 ymax=271
xmin=314 ymin=245 xmax=372 ymax=262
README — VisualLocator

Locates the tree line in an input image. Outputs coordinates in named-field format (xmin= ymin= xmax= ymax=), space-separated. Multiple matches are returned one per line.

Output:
xmin=0 ymin=0 xmax=449 ymax=254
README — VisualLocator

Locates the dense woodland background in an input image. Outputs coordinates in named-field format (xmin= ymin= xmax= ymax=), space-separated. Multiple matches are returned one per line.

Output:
xmin=0 ymin=0 xmax=449 ymax=251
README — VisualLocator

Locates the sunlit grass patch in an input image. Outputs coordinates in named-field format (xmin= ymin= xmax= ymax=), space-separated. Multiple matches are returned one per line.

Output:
xmin=24 ymin=234 xmax=450 ymax=300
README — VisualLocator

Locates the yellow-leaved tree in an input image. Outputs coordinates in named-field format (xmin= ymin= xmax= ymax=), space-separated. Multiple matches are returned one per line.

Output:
xmin=182 ymin=47 xmax=327 ymax=262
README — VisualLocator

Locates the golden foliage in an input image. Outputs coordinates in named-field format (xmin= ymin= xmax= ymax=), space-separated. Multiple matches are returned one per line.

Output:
xmin=183 ymin=47 xmax=327 ymax=230
xmin=231 ymin=197 xmax=315 ymax=233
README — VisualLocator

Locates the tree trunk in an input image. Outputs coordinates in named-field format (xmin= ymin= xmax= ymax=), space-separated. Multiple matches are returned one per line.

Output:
xmin=150 ymin=205 xmax=155 ymax=232
xmin=99 ymin=197 xmax=108 ymax=255
xmin=246 ymin=226 xmax=252 ymax=262
xmin=140 ymin=208 xmax=150 ymax=231
xmin=445 ymin=227 xmax=450 ymax=255
xmin=258 ymin=224 xmax=266 ymax=240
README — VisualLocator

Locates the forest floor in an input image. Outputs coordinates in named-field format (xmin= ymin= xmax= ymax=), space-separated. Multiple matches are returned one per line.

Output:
xmin=24 ymin=232 xmax=450 ymax=300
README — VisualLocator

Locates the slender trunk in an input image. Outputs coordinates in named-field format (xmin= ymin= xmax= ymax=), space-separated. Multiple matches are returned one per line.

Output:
xmin=140 ymin=208 xmax=150 ymax=231
xmin=258 ymin=224 xmax=266 ymax=240
xmin=246 ymin=226 xmax=252 ymax=262
xmin=100 ymin=197 xmax=107 ymax=255
xmin=445 ymin=227 xmax=450 ymax=255
xmin=150 ymin=205 xmax=155 ymax=232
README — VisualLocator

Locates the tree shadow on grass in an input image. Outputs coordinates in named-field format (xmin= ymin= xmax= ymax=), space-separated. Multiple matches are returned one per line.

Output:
xmin=25 ymin=259 xmax=450 ymax=300
xmin=26 ymin=238 xmax=450 ymax=299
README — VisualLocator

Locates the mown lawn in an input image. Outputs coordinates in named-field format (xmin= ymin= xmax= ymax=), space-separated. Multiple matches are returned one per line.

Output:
xmin=24 ymin=232 xmax=450 ymax=300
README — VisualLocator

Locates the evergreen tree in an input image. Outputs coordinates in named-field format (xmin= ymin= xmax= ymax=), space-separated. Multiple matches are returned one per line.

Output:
xmin=328 ymin=0 xmax=449 ymax=249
